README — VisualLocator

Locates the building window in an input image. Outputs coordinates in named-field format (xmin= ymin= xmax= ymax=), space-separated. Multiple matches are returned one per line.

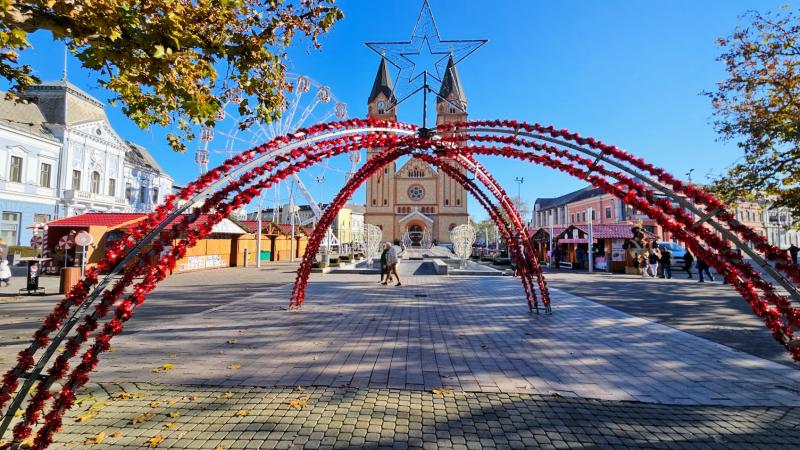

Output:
xmin=445 ymin=199 xmax=449 ymax=206
xmin=384 ymin=168 xmax=388 ymax=174
xmin=591 ymin=210 xmax=596 ymax=220
xmin=140 ymin=185 xmax=147 ymax=203
xmin=125 ymin=183 xmax=133 ymax=202
xmin=152 ymin=187 xmax=159 ymax=204
xmin=571 ymin=214 xmax=574 ymax=223
xmin=383 ymin=199 xmax=387 ymax=205
xmin=456 ymin=199 xmax=460 ymax=206
xmin=108 ymin=178 xmax=116 ymax=197
xmin=33 ymin=213 xmax=49 ymax=224
xmin=0 ymin=212 xmax=20 ymax=245
xmin=372 ymin=199 xmax=376 ymax=206
xmin=90 ymin=171 xmax=101 ymax=194
xmin=40 ymin=163 xmax=51 ymax=188
xmin=9 ymin=156 xmax=22 ymax=183
xmin=71 ymin=170 xmax=81 ymax=190
xmin=605 ymin=207 xmax=611 ymax=219
xmin=408 ymin=185 xmax=425 ymax=201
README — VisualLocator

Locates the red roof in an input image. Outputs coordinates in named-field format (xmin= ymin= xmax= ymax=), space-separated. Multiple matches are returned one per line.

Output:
xmin=47 ymin=213 xmax=147 ymax=229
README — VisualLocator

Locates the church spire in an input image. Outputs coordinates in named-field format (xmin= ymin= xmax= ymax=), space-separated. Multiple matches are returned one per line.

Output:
xmin=437 ymin=54 xmax=465 ymax=107
xmin=368 ymin=56 xmax=395 ymax=104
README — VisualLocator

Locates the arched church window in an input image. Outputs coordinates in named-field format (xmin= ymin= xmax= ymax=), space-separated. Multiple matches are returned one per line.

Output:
xmin=372 ymin=199 xmax=376 ymax=206
xmin=449 ymin=223 xmax=456 ymax=231
xmin=456 ymin=199 xmax=461 ymax=206
xmin=445 ymin=199 xmax=449 ymax=206
xmin=384 ymin=199 xmax=387 ymax=205
xmin=377 ymin=101 xmax=386 ymax=115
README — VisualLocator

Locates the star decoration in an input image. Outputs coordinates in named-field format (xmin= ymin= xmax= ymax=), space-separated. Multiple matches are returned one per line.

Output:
xmin=365 ymin=0 xmax=487 ymax=105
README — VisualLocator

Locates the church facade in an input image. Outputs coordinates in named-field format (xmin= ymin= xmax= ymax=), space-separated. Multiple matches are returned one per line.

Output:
xmin=364 ymin=56 xmax=469 ymax=246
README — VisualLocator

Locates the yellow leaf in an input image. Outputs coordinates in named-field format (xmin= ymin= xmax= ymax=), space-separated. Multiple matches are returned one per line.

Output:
xmin=226 ymin=339 xmax=237 ymax=344
xmin=235 ymin=409 xmax=250 ymax=417
xmin=19 ymin=437 xmax=33 ymax=448
xmin=107 ymin=347 xmax=117 ymax=353
xmin=188 ymin=395 xmax=198 ymax=401
xmin=150 ymin=401 xmax=160 ymax=408
xmin=148 ymin=434 xmax=164 ymax=447
xmin=227 ymin=363 xmax=240 ymax=370
xmin=75 ymin=395 xmax=95 ymax=405
xmin=76 ymin=411 xmax=98 ymax=422
xmin=167 ymin=399 xmax=177 ymax=406
xmin=294 ymin=386 xmax=305 ymax=392
xmin=114 ymin=392 xmax=132 ymax=400
xmin=88 ymin=402 xmax=108 ymax=411
xmin=152 ymin=364 xmax=175 ymax=373
xmin=131 ymin=412 xmax=155 ymax=425
xmin=222 ymin=391 xmax=234 ymax=399
xmin=111 ymin=431 xmax=124 ymax=439
xmin=215 ymin=447 xmax=227 ymax=450
xmin=168 ymin=412 xmax=181 ymax=418
xmin=165 ymin=422 xmax=177 ymax=430
xmin=288 ymin=396 xmax=309 ymax=410
xmin=432 ymin=387 xmax=454 ymax=397
xmin=85 ymin=431 xmax=106 ymax=445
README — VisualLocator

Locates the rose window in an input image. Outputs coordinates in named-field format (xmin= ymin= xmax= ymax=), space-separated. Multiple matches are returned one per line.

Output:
xmin=408 ymin=185 xmax=424 ymax=201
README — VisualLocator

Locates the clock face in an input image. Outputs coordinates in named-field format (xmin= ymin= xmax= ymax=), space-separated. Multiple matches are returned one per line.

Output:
xmin=377 ymin=101 xmax=386 ymax=111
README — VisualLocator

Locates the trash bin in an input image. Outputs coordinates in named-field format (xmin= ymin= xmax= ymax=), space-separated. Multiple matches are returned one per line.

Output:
xmin=60 ymin=267 xmax=81 ymax=294
xmin=260 ymin=250 xmax=271 ymax=261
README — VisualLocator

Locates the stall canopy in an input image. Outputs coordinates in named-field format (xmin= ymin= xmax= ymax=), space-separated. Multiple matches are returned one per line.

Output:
xmin=555 ymin=224 xmax=656 ymax=242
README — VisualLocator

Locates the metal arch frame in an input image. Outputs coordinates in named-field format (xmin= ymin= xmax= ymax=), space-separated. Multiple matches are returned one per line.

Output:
xmin=0 ymin=123 xmax=418 ymax=445
xmin=458 ymin=124 xmax=800 ymax=305
xmin=5 ymin=118 xmax=800 ymax=447
xmin=289 ymin=144 xmax=542 ymax=312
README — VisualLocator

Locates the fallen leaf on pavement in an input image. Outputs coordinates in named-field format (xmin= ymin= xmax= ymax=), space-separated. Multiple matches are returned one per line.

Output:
xmin=107 ymin=347 xmax=116 ymax=353
xmin=288 ymin=396 xmax=310 ymax=410
xmin=226 ymin=339 xmax=237 ymax=344
xmin=131 ymin=412 xmax=155 ymax=425
xmin=294 ymin=386 xmax=305 ymax=392
xmin=148 ymin=435 xmax=163 ymax=447
xmin=550 ymin=392 xmax=562 ymax=397
xmin=165 ymin=423 xmax=177 ymax=430
xmin=188 ymin=395 xmax=198 ymax=401
xmin=149 ymin=401 xmax=160 ymax=408
xmin=84 ymin=431 xmax=105 ymax=445
xmin=227 ymin=363 xmax=240 ymax=370
xmin=111 ymin=431 xmax=124 ymax=439
xmin=75 ymin=411 xmax=98 ymax=422
xmin=235 ymin=409 xmax=250 ymax=417
xmin=151 ymin=364 xmax=175 ymax=373
xmin=167 ymin=399 xmax=177 ymax=406
xmin=222 ymin=391 xmax=234 ymax=399
xmin=432 ymin=387 xmax=454 ymax=397
xmin=88 ymin=402 xmax=108 ymax=411
xmin=75 ymin=395 xmax=95 ymax=405
xmin=168 ymin=412 xmax=180 ymax=418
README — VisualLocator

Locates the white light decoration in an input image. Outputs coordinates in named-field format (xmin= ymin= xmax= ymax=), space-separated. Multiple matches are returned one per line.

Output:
xmin=364 ymin=223 xmax=383 ymax=261
xmin=450 ymin=224 xmax=476 ymax=260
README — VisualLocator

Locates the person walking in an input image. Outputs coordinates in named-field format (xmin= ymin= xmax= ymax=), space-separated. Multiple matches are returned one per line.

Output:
xmin=683 ymin=250 xmax=694 ymax=278
xmin=553 ymin=246 xmax=562 ymax=271
xmin=379 ymin=242 xmax=392 ymax=285
xmin=0 ymin=259 xmax=11 ymax=287
xmin=386 ymin=241 xmax=401 ymax=286
xmin=638 ymin=254 xmax=648 ymax=277
xmin=789 ymin=243 xmax=799 ymax=265
xmin=696 ymin=256 xmax=714 ymax=283
xmin=659 ymin=247 xmax=672 ymax=279
xmin=647 ymin=249 xmax=659 ymax=278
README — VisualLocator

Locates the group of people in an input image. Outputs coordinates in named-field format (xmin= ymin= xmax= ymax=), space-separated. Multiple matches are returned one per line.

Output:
xmin=636 ymin=247 xmax=717 ymax=282
xmin=379 ymin=241 xmax=401 ymax=286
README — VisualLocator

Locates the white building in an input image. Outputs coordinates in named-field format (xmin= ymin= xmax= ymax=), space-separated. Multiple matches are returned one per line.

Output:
xmin=0 ymin=80 xmax=173 ymax=246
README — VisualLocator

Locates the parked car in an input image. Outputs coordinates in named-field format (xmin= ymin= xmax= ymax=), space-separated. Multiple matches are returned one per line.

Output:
xmin=658 ymin=242 xmax=687 ymax=268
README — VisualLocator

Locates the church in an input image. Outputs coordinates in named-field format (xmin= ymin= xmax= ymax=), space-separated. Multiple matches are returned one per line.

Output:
xmin=364 ymin=56 xmax=469 ymax=246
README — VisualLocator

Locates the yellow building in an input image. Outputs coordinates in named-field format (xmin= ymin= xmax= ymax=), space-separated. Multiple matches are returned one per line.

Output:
xmin=364 ymin=56 xmax=469 ymax=246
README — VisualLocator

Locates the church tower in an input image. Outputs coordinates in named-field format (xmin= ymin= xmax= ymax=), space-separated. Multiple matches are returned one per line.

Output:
xmin=364 ymin=57 xmax=398 ymax=239
xmin=434 ymin=55 xmax=469 ymax=242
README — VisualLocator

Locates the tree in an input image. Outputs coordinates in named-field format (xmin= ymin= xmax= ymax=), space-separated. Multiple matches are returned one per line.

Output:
xmin=706 ymin=7 xmax=800 ymax=221
xmin=0 ymin=0 xmax=343 ymax=152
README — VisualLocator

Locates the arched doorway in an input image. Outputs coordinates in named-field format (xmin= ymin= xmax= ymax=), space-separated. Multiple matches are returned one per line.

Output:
xmin=407 ymin=223 xmax=424 ymax=247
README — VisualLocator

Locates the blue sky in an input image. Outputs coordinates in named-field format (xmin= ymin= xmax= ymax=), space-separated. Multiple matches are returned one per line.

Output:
xmin=6 ymin=0 xmax=789 ymax=220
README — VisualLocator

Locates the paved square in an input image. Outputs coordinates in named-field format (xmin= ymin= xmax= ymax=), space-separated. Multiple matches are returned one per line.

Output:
xmin=94 ymin=273 xmax=800 ymax=407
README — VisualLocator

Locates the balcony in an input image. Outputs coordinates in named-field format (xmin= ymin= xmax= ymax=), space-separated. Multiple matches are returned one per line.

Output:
xmin=63 ymin=190 xmax=128 ymax=209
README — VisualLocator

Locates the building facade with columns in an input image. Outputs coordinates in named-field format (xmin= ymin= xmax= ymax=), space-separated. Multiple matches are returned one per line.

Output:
xmin=0 ymin=80 xmax=173 ymax=246
xmin=363 ymin=56 xmax=469 ymax=246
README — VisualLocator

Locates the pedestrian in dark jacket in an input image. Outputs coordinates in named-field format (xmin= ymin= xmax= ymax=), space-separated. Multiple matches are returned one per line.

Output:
xmin=789 ymin=244 xmax=799 ymax=265
xmin=379 ymin=242 xmax=392 ymax=284
xmin=696 ymin=257 xmax=714 ymax=283
xmin=659 ymin=248 xmax=672 ymax=279
xmin=683 ymin=251 xmax=694 ymax=278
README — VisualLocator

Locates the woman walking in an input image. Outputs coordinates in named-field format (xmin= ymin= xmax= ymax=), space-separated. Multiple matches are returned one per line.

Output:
xmin=0 ymin=259 xmax=11 ymax=287
xmin=696 ymin=256 xmax=714 ymax=283
xmin=379 ymin=242 xmax=392 ymax=285
xmin=683 ymin=250 xmax=694 ymax=278
xmin=386 ymin=242 xmax=401 ymax=286
xmin=647 ymin=250 xmax=659 ymax=278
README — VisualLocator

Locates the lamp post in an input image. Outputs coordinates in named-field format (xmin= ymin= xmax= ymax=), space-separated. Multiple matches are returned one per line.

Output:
xmin=514 ymin=177 xmax=524 ymax=205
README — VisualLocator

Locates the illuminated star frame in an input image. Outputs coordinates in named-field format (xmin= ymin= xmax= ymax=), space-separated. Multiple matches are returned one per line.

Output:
xmin=365 ymin=0 xmax=487 ymax=107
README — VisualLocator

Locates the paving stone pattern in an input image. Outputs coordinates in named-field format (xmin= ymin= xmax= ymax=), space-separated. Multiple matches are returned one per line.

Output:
xmin=94 ymin=274 xmax=800 ymax=406
xmin=47 ymin=383 xmax=800 ymax=450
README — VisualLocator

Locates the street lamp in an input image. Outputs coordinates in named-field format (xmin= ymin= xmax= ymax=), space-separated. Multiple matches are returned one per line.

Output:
xmin=514 ymin=177 xmax=524 ymax=203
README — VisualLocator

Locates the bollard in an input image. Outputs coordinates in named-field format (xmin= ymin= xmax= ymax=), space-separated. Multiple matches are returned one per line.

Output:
xmin=244 ymin=248 xmax=249 ymax=268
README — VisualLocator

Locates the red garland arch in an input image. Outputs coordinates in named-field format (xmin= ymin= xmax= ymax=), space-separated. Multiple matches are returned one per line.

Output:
xmin=0 ymin=118 xmax=796 ymax=448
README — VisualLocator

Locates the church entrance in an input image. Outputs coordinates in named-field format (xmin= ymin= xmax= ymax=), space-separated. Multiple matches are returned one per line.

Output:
xmin=408 ymin=224 xmax=424 ymax=247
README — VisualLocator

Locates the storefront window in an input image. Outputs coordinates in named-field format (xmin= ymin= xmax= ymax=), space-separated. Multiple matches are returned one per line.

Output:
xmin=0 ymin=212 xmax=20 ymax=245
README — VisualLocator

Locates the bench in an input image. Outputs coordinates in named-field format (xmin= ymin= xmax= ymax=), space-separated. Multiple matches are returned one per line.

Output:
xmin=431 ymin=259 xmax=448 ymax=275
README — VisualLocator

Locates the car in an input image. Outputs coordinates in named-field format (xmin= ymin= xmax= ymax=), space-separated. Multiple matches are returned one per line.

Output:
xmin=658 ymin=242 xmax=687 ymax=268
